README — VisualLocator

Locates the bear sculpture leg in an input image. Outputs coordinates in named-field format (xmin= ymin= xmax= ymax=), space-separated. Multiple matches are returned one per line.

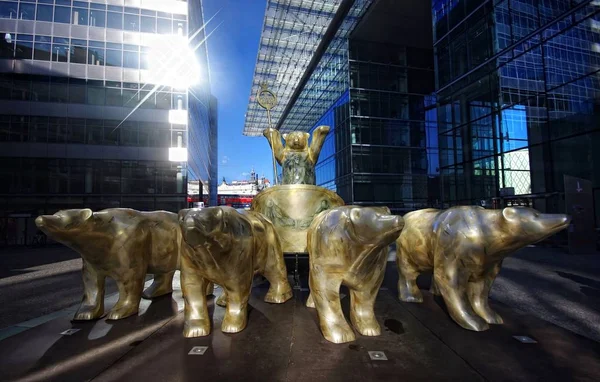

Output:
xmin=221 ymin=276 xmax=253 ymax=333
xmin=467 ymin=261 xmax=503 ymax=325
xmin=262 ymin=257 xmax=293 ymax=304
xmin=181 ymin=257 xmax=211 ymax=337
xmin=310 ymin=274 xmax=356 ymax=344
xmin=108 ymin=273 xmax=145 ymax=320
xmin=349 ymin=288 xmax=380 ymax=337
xmin=429 ymin=278 xmax=441 ymax=296
xmin=306 ymin=292 xmax=315 ymax=308
xmin=396 ymin=252 xmax=423 ymax=303
xmin=74 ymin=261 xmax=105 ymax=320
xmin=434 ymin=263 xmax=489 ymax=332
xmin=142 ymin=271 xmax=176 ymax=299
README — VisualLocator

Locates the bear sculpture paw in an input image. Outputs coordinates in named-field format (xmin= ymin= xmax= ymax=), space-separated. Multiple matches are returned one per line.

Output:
xmin=221 ymin=312 xmax=247 ymax=333
xmin=184 ymin=319 xmax=211 ymax=338
xmin=321 ymin=322 xmax=356 ymax=344
xmin=106 ymin=305 xmax=139 ymax=320
xmin=264 ymin=284 xmax=293 ymax=304
xmin=73 ymin=306 xmax=103 ymax=321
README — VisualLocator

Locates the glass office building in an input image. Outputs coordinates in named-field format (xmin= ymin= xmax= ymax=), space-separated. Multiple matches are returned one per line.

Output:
xmin=0 ymin=0 xmax=217 ymax=246
xmin=244 ymin=0 xmax=438 ymax=214
xmin=434 ymin=0 xmax=600 ymax=224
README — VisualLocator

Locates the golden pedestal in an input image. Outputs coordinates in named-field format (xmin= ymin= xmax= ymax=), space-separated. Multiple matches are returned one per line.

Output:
xmin=251 ymin=184 xmax=344 ymax=253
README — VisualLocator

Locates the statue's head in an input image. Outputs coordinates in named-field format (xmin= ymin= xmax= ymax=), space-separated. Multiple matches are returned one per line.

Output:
xmin=282 ymin=131 xmax=310 ymax=150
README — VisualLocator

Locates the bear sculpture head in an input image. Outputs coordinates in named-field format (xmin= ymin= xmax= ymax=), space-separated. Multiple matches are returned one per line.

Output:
xmin=181 ymin=207 xmax=251 ymax=252
xmin=345 ymin=206 xmax=404 ymax=245
xmin=35 ymin=209 xmax=94 ymax=244
xmin=282 ymin=131 xmax=310 ymax=151
xmin=501 ymin=207 xmax=570 ymax=246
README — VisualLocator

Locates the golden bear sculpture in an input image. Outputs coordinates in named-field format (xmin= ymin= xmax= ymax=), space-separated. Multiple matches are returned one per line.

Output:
xmin=35 ymin=208 xmax=208 ymax=321
xmin=396 ymin=206 xmax=571 ymax=331
xmin=307 ymin=206 xmax=404 ymax=344
xmin=263 ymin=125 xmax=330 ymax=185
xmin=179 ymin=206 xmax=292 ymax=337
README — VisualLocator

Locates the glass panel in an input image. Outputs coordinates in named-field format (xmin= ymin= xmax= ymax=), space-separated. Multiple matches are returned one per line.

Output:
xmin=107 ymin=11 xmax=122 ymax=29
xmin=141 ymin=16 xmax=156 ymax=33
xmin=33 ymin=42 xmax=51 ymax=61
xmin=36 ymin=4 xmax=53 ymax=22
xmin=15 ymin=40 xmax=33 ymax=59
xmin=18 ymin=2 xmax=35 ymax=20
xmin=105 ymin=88 xmax=123 ymax=106
xmin=157 ymin=18 xmax=172 ymax=34
xmin=72 ymin=7 xmax=88 ymax=26
xmin=124 ymin=13 xmax=139 ymax=32
xmin=105 ymin=49 xmax=121 ymax=66
xmin=54 ymin=5 xmax=70 ymax=23
xmin=87 ymin=86 xmax=105 ymax=105
xmin=90 ymin=9 xmax=105 ymax=28
xmin=123 ymin=51 xmax=138 ymax=69
xmin=88 ymin=47 xmax=104 ymax=65
xmin=70 ymin=45 xmax=87 ymax=64
xmin=0 ymin=2 xmax=18 ymax=19
xmin=52 ymin=45 xmax=69 ymax=62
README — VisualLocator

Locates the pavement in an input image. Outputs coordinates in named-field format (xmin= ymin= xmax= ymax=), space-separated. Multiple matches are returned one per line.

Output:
xmin=0 ymin=246 xmax=117 ymax=329
xmin=0 ymin=245 xmax=599 ymax=381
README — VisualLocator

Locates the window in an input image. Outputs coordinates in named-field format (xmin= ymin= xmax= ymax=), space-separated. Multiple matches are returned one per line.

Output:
xmin=124 ymin=13 xmax=139 ymax=32
xmin=53 ymin=44 xmax=69 ymax=62
xmin=0 ymin=2 xmax=17 ymax=19
xmin=105 ymin=87 xmax=122 ymax=106
xmin=107 ymin=11 xmax=122 ymax=29
xmin=69 ymin=80 xmax=86 ymax=103
xmin=141 ymin=16 xmax=156 ymax=33
xmin=33 ymin=36 xmax=51 ymax=61
xmin=36 ymin=4 xmax=53 ymax=22
xmin=123 ymin=51 xmax=138 ymax=69
xmin=72 ymin=7 xmax=88 ymax=26
xmin=15 ymin=35 xmax=33 ymax=59
xmin=157 ymin=18 xmax=172 ymax=34
xmin=90 ymin=9 xmax=105 ymax=28
xmin=48 ymin=117 xmax=67 ymax=143
xmin=68 ymin=118 xmax=85 ymax=143
xmin=54 ymin=5 xmax=70 ymax=23
xmin=50 ymin=78 xmax=68 ymax=103
xmin=18 ymin=2 xmax=34 ymax=20
xmin=88 ymin=48 xmax=104 ymax=65
xmin=31 ymin=77 xmax=50 ymax=102
xmin=70 ymin=40 xmax=87 ymax=64
xmin=105 ymin=49 xmax=122 ymax=67
xmin=87 ymin=82 xmax=105 ymax=105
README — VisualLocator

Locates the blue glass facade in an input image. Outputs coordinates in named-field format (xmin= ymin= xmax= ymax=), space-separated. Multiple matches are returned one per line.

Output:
xmin=0 ymin=0 xmax=217 ymax=246
xmin=434 ymin=0 xmax=600 ymax=225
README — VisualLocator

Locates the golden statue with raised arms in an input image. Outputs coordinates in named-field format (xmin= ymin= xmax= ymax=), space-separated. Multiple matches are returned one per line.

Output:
xmin=263 ymin=125 xmax=330 ymax=185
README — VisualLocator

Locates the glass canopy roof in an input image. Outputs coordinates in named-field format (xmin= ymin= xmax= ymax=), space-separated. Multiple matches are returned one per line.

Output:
xmin=243 ymin=0 xmax=371 ymax=136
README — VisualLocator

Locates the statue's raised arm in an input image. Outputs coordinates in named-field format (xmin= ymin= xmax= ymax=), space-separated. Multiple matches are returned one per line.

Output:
xmin=309 ymin=125 xmax=331 ymax=164
xmin=263 ymin=127 xmax=285 ymax=164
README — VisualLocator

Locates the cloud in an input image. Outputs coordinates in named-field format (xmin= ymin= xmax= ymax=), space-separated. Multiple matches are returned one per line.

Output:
xmin=241 ymin=172 xmax=249 ymax=177
xmin=221 ymin=155 xmax=229 ymax=165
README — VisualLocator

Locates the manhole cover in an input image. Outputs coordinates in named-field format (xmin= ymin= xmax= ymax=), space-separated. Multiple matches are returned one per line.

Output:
xmin=60 ymin=329 xmax=81 ymax=336
xmin=513 ymin=336 xmax=537 ymax=344
xmin=368 ymin=351 xmax=388 ymax=361
xmin=188 ymin=346 xmax=208 ymax=355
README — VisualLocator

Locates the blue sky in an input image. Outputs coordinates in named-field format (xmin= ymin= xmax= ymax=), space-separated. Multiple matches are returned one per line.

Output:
xmin=202 ymin=0 xmax=273 ymax=183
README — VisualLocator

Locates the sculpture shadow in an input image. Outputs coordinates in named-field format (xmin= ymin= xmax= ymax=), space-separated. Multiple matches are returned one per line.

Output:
xmin=0 ymin=246 xmax=80 ymax=279
xmin=556 ymin=271 xmax=600 ymax=299
xmin=13 ymin=294 xmax=185 ymax=382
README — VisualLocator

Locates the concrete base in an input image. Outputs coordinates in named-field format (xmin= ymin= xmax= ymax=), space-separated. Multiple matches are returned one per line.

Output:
xmin=1 ymin=264 xmax=599 ymax=382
